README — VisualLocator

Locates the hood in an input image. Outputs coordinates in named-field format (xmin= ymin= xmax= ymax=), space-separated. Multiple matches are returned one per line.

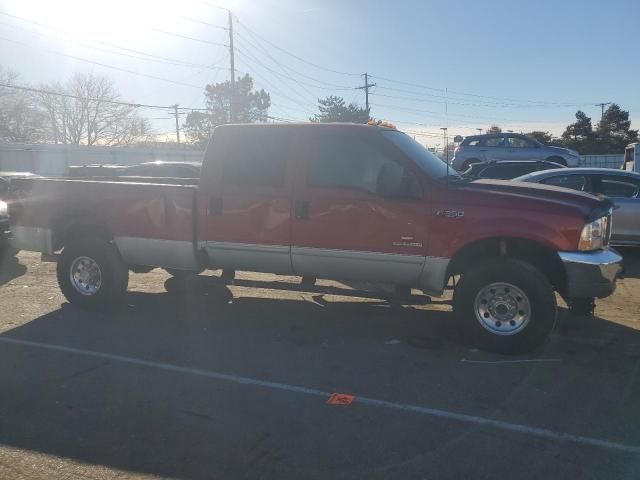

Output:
xmin=446 ymin=179 xmax=609 ymax=219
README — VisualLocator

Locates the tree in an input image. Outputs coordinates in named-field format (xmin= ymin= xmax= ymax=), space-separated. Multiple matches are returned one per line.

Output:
xmin=183 ymin=74 xmax=270 ymax=144
xmin=485 ymin=125 xmax=502 ymax=135
xmin=37 ymin=72 xmax=150 ymax=146
xmin=0 ymin=67 xmax=49 ymax=143
xmin=560 ymin=110 xmax=595 ymax=153
xmin=525 ymin=131 xmax=553 ymax=145
xmin=310 ymin=96 xmax=370 ymax=123
xmin=594 ymin=104 xmax=638 ymax=154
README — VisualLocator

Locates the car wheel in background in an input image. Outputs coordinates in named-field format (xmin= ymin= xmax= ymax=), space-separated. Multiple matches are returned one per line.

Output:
xmin=57 ymin=238 xmax=129 ymax=310
xmin=453 ymin=258 xmax=557 ymax=354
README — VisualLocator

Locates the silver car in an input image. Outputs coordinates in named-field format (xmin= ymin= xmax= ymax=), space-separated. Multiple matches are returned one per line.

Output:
xmin=451 ymin=133 xmax=581 ymax=171
xmin=515 ymin=168 xmax=640 ymax=246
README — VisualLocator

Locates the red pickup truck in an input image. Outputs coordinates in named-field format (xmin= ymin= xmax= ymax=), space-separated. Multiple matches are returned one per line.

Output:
xmin=8 ymin=123 xmax=622 ymax=353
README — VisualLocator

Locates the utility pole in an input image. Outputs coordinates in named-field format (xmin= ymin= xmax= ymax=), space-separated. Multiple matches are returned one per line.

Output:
xmin=476 ymin=128 xmax=483 ymax=135
xmin=597 ymin=102 xmax=612 ymax=121
xmin=356 ymin=72 xmax=376 ymax=111
xmin=172 ymin=104 xmax=181 ymax=144
xmin=228 ymin=10 xmax=236 ymax=123
xmin=440 ymin=127 xmax=449 ymax=163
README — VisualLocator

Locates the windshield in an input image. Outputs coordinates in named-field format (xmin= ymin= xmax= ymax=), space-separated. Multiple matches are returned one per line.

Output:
xmin=380 ymin=129 xmax=461 ymax=179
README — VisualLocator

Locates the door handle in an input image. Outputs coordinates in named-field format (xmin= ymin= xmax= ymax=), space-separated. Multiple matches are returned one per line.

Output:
xmin=294 ymin=200 xmax=309 ymax=220
xmin=209 ymin=196 xmax=223 ymax=215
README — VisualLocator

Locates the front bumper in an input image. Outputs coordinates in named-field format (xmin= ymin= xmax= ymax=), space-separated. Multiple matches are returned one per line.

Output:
xmin=559 ymin=249 xmax=623 ymax=299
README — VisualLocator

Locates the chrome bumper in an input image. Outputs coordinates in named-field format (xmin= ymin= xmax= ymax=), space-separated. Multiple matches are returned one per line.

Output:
xmin=559 ymin=249 xmax=623 ymax=299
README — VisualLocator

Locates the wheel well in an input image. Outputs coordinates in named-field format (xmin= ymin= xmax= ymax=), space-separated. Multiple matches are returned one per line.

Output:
xmin=546 ymin=156 xmax=567 ymax=166
xmin=53 ymin=221 xmax=113 ymax=251
xmin=447 ymin=237 xmax=566 ymax=294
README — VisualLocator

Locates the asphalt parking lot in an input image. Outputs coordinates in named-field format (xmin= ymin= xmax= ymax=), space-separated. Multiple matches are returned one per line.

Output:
xmin=1 ymin=251 xmax=640 ymax=479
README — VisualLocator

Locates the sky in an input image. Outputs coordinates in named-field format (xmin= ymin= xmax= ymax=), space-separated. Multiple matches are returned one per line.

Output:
xmin=0 ymin=0 xmax=638 ymax=147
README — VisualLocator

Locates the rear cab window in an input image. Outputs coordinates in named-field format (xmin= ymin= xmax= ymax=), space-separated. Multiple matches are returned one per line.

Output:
xmin=221 ymin=130 xmax=290 ymax=188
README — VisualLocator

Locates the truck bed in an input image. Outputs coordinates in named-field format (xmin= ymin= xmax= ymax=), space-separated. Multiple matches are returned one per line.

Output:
xmin=10 ymin=177 xmax=200 ymax=271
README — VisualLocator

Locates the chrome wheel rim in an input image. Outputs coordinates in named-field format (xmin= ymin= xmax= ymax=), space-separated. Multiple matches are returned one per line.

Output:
xmin=474 ymin=282 xmax=531 ymax=336
xmin=70 ymin=256 xmax=102 ymax=296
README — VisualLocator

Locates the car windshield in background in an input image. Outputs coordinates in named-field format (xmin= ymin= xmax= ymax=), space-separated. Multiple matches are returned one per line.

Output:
xmin=380 ymin=130 xmax=460 ymax=179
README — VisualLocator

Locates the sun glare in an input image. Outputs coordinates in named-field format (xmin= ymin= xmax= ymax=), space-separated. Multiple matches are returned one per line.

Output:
xmin=4 ymin=0 xmax=218 ymax=46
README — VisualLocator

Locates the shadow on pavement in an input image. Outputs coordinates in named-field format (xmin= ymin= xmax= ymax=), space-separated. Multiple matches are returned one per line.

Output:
xmin=0 ymin=254 xmax=27 ymax=286
xmin=617 ymin=247 xmax=640 ymax=279
xmin=1 ymin=280 xmax=640 ymax=479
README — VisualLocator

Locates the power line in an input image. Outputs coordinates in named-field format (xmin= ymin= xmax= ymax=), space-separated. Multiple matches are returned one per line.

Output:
xmin=0 ymin=82 xmax=184 ymax=110
xmin=180 ymin=16 xmax=228 ymax=30
xmin=234 ymin=28 xmax=354 ymax=89
xmin=234 ymin=49 xmax=318 ymax=114
xmin=233 ymin=16 xmax=360 ymax=77
xmin=371 ymin=91 xmax=590 ymax=109
xmin=0 ymin=16 xmax=228 ymax=72
xmin=0 ymin=36 xmax=204 ymax=89
xmin=150 ymin=27 xmax=228 ymax=47
xmin=370 ymin=74 xmax=596 ymax=106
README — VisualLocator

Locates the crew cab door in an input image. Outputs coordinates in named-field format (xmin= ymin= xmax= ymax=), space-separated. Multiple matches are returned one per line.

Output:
xmin=291 ymin=129 xmax=428 ymax=285
xmin=201 ymin=127 xmax=295 ymax=274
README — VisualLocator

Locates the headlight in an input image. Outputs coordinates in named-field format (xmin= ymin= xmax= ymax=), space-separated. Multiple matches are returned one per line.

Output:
xmin=0 ymin=200 xmax=7 ymax=218
xmin=578 ymin=215 xmax=609 ymax=251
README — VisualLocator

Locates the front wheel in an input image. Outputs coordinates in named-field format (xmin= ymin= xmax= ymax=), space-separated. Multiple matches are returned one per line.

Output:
xmin=57 ymin=238 xmax=129 ymax=310
xmin=453 ymin=258 xmax=557 ymax=354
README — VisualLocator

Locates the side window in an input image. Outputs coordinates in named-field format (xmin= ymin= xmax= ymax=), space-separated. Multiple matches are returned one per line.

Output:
xmin=484 ymin=136 xmax=504 ymax=147
xmin=307 ymin=136 xmax=408 ymax=196
xmin=600 ymin=176 xmax=640 ymax=198
xmin=506 ymin=136 xmax=534 ymax=148
xmin=466 ymin=139 xmax=480 ymax=146
xmin=541 ymin=175 xmax=587 ymax=191
xmin=223 ymin=133 xmax=288 ymax=187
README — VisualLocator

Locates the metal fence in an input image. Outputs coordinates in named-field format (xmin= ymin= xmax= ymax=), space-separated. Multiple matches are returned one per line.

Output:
xmin=579 ymin=154 xmax=624 ymax=169
xmin=0 ymin=143 xmax=204 ymax=176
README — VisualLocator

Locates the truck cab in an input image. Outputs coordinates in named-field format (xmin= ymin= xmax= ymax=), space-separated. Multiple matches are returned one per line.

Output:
xmin=8 ymin=123 xmax=623 ymax=354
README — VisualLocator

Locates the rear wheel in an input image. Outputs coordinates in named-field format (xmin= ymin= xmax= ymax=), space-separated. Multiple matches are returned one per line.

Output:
xmin=453 ymin=258 xmax=557 ymax=354
xmin=57 ymin=238 xmax=128 ymax=310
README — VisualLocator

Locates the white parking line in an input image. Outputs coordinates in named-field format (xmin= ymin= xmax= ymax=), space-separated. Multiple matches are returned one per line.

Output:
xmin=1 ymin=336 xmax=639 ymax=455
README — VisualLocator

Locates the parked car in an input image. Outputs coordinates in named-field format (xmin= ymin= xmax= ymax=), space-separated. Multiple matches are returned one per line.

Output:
xmin=462 ymin=160 xmax=566 ymax=180
xmin=515 ymin=168 xmax=640 ymax=246
xmin=451 ymin=133 xmax=581 ymax=171
xmin=9 ymin=123 xmax=621 ymax=354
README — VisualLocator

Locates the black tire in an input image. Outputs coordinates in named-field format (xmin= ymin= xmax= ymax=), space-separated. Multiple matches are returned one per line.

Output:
xmin=461 ymin=158 xmax=481 ymax=171
xmin=57 ymin=238 xmax=128 ymax=311
xmin=453 ymin=258 xmax=557 ymax=354
xmin=546 ymin=156 xmax=567 ymax=167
